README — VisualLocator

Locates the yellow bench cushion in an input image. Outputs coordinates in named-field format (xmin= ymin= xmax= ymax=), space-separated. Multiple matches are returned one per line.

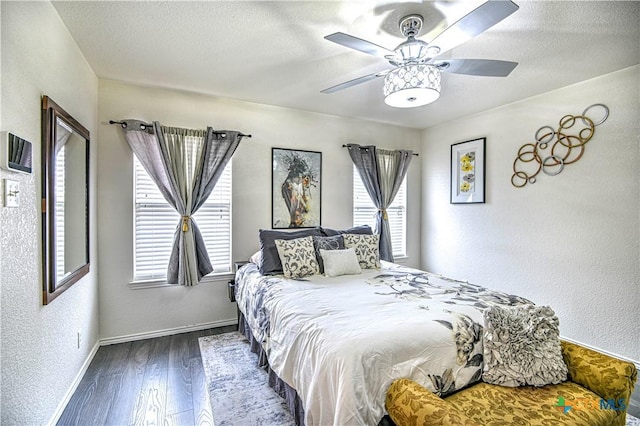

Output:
xmin=444 ymin=381 xmax=622 ymax=426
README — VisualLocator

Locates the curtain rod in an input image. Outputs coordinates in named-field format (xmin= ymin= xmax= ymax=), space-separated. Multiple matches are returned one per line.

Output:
xmin=342 ymin=144 xmax=418 ymax=156
xmin=108 ymin=120 xmax=252 ymax=138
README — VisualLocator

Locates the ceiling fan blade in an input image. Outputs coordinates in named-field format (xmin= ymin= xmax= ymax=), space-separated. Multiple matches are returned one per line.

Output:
xmin=321 ymin=70 xmax=391 ymax=94
xmin=325 ymin=32 xmax=394 ymax=58
xmin=428 ymin=0 xmax=519 ymax=57
xmin=435 ymin=59 xmax=518 ymax=77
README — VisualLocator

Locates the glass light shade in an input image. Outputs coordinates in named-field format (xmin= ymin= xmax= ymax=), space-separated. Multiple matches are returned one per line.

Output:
xmin=383 ymin=64 xmax=441 ymax=108
xmin=395 ymin=38 xmax=430 ymax=63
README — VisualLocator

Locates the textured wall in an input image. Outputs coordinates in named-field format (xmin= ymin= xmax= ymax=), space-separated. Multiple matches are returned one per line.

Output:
xmin=0 ymin=2 xmax=99 ymax=424
xmin=97 ymin=80 xmax=422 ymax=340
xmin=421 ymin=66 xmax=639 ymax=362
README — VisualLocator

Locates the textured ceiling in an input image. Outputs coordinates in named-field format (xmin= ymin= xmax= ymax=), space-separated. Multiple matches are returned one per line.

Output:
xmin=52 ymin=0 xmax=640 ymax=129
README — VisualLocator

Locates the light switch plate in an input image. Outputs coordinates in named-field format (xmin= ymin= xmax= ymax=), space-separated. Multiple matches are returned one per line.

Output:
xmin=4 ymin=179 xmax=19 ymax=207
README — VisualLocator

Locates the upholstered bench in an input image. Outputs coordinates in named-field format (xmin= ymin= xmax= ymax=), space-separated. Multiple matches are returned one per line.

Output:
xmin=386 ymin=340 xmax=637 ymax=426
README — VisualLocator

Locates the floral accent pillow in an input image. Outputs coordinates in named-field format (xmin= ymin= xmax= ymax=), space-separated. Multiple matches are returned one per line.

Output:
xmin=312 ymin=235 xmax=344 ymax=273
xmin=274 ymin=236 xmax=319 ymax=278
xmin=343 ymin=233 xmax=380 ymax=269
xmin=258 ymin=228 xmax=322 ymax=275
xmin=482 ymin=304 xmax=568 ymax=387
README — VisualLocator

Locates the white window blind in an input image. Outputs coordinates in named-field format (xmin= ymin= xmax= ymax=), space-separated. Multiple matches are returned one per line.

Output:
xmin=134 ymin=156 xmax=232 ymax=282
xmin=55 ymin=146 xmax=65 ymax=276
xmin=353 ymin=166 xmax=407 ymax=258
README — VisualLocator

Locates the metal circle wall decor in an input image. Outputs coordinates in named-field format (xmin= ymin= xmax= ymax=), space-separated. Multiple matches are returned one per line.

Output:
xmin=511 ymin=104 xmax=609 ymax=188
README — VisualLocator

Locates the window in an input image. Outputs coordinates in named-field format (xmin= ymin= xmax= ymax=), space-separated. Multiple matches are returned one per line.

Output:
xmin=133 ymin=157 xmax=232 ymax=282
xmin=353 ymin=166 xmax=407 ymax=258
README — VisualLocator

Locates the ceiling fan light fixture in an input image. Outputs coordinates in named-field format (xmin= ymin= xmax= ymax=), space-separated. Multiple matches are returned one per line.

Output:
xmin=395 ymin=38 xmax=431 ymax=63
xmin=383 ymin=64 xmax=441 ymax=108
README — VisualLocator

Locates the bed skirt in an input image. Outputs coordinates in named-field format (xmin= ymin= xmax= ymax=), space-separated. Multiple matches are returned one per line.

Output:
xmin=238 ymin=311 xmax=306 ymax=426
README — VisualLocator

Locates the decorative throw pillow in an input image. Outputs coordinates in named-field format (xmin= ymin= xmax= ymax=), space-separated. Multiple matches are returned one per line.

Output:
xmin=274 ymin=236 xmax=319 ymax=278
xmin=312 ymin=235 xmax=345 ymax=273
xmin=343 ymin=233 xmax=380 ymax=269
xmin=249 ymin=250 xmax=262 ymax=265
xmin=320 ymin=248 xmax=362 ymax=277
xmin=321 ymin=224 xmax=372 ymax=237
xmin=482 ymin=304 xmax=568 ymax=387
xmin=258 ymin=228 xmax=322 ymax=275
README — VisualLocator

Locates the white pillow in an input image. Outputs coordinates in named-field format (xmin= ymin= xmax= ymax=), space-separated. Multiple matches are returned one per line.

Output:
xmin=320 ymin=248 xmax=362 ymax=277
xmin=249 ymin=250 xmax=262 ymax=265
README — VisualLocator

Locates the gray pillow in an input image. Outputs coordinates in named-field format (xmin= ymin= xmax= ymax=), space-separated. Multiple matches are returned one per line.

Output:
xmin=482 ymin=304 xmax=568 ymax=387
xmin=320 ymin=225 xmax=372 ymax=237
xmin=312 ymin=235 xmax=344 ymax=273
xmin=258 ymin=228 xmax=323 ymax=275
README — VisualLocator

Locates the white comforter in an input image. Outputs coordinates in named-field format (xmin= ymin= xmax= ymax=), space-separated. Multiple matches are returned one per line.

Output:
xmin=236 ymin=262 xmax=530 ymax=426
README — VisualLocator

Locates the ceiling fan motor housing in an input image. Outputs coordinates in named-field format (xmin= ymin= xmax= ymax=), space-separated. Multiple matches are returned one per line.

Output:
xmin=391 ymin=15 xmax=439 ymax=66
xmin=400 ymin=14 xmax=423 ymax=38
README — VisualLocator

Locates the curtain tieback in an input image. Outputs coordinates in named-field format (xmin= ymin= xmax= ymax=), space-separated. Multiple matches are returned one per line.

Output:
xmin=182 ymin=215 xmax=191 ymax=232
xmin=378 ymin=209 xmax=388 ymax=220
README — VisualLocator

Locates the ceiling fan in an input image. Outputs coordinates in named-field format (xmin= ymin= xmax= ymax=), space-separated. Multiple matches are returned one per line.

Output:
xmin=321 ymin=0 xmax=519 ymax=108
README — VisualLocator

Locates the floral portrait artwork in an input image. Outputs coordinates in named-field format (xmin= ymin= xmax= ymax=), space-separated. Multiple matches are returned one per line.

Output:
xmin=272 ymin=148 xmax=321 ymax=228
xmin=451 ymin=138 xmax=485 ymax=204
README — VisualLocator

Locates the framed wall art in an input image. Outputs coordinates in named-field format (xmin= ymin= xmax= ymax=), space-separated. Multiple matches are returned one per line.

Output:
xmin=272 ymin=148 xmax=321 ymax=228
xmin=450 ymin=137 xmax=485 ymax=204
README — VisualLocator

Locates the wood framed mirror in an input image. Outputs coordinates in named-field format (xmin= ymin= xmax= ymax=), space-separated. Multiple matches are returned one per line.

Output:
xmin=42 ymin=96 xmax=90 ymax=304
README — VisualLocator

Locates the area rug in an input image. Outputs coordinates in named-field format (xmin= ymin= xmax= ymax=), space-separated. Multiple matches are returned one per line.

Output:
xmin=198 ymin=332 xmax=295 ymax=426
xmin=200 ymin=332 xmax=640 ymax=426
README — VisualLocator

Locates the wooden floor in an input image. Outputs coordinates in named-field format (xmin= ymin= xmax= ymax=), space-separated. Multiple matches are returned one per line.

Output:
xmin=57 ymin=325 xmax=237 ymax=426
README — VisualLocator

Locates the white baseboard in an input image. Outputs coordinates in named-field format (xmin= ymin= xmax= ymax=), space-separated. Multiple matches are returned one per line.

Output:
xmin=47 ymin=340 xmax=101 ymax=426
xmin=560 ymin=335 xmax=640 ymax=368
xmin=99 ymin=318 xmax=238 ymax=346
xmin=48 ymin=319 xmax=237 ymax=425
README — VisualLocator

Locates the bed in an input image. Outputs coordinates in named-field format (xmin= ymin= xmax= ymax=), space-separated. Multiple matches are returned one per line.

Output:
xmin=234 ymin=227 xmax=533 ymax=426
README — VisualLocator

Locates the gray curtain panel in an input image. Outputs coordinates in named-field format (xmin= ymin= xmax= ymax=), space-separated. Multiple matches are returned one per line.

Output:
xmin=347 ymin=144 xmax=413 ymax=262
xmin=120 ymin=120 xmax=241 ymax=285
